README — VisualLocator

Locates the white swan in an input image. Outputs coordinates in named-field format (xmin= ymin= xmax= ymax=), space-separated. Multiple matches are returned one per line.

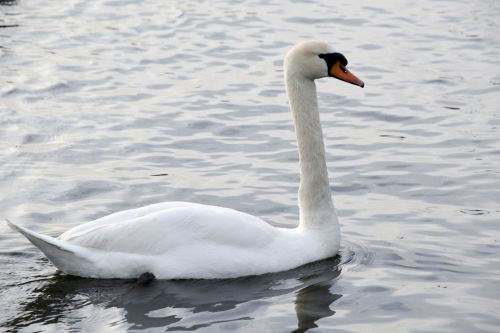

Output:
xmin=6 ymin=41 xmax=364 ymax=279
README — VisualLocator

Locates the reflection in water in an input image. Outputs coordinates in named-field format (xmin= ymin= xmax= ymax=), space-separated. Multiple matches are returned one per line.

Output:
xmin=293 ymin=284 xmax=341 ymax=333
xmin=4 ymin=257 xmax=342 ymax=332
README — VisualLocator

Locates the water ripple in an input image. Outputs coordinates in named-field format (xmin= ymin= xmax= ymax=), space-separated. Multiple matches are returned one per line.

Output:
xmin=1 ymin=0 xmax=500 ymax=332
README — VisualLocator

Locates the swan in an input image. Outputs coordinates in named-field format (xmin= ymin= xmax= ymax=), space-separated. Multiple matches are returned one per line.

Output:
xmin=6 ymin=41 xmax=364 ymax=279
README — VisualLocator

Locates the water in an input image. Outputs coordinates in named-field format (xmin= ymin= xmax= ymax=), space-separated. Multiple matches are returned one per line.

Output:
xmin=1 ymin=0 xmax=499 ymax=331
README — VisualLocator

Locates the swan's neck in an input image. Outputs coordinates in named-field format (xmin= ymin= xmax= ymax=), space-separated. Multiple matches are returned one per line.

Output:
xmin=286 ymin=73 xmax=338 ymax=229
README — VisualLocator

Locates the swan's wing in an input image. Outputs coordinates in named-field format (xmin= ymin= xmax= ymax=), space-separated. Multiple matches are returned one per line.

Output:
xmin=59 ymin=203 xmax=277 ymax=255
xmin=60 ymin=202 xmax=195 ymax=237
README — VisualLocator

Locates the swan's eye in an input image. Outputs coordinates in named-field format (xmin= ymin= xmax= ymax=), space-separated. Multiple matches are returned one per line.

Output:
xmin=339 ymin=64 xmax=348 ymax=73
xmin=318 ymin=53 xmax=349 ymax=71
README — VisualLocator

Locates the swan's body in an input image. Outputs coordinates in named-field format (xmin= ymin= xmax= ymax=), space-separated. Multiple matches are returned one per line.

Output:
xmin=7 ymin=41 xmax=364 ymax=279
xmin=8 ymin=202 xmax=338 ymax=279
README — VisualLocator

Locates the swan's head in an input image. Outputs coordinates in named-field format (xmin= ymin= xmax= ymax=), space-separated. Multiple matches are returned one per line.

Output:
xmin=284 ymin=41 xmax=364 ymax=87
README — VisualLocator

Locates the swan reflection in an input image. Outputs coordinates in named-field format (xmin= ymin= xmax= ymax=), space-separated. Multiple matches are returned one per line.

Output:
xmin=4 ymin=257 xmax=342 ymax=332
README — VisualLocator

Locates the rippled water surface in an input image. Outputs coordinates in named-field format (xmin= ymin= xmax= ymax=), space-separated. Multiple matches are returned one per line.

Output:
xmin=1 ymin=0 xmax=500 ymax=332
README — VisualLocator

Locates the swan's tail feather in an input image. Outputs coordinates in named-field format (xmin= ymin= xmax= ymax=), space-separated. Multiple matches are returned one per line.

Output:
xmin=6 ymin=219 xmax=92 ymax=274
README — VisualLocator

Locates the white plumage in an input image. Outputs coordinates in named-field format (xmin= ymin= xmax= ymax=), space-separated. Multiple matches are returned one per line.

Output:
xmin=7 ymin=41 xmax=364 ymax=279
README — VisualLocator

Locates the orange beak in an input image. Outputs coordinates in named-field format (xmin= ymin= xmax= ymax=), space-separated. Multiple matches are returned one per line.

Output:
xmin=330 ymin=62 xmax=364 ymax=88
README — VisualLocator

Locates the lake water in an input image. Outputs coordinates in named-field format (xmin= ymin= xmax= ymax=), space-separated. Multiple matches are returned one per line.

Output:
xmin=1 ymin=0 xmax=500 ymax=332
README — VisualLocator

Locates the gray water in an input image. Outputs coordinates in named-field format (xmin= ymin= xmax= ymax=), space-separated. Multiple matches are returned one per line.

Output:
xmin=1 ymin=0 xmax=500 ymax=332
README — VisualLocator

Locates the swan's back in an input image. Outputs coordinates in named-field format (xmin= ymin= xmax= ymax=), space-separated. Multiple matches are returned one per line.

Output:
xmin=59 ymin=202 xmax=277 ymax=255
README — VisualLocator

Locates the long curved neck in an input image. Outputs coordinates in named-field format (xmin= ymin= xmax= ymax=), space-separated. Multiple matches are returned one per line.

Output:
xmin=285 ymin=72 xmax=337 ymax=229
